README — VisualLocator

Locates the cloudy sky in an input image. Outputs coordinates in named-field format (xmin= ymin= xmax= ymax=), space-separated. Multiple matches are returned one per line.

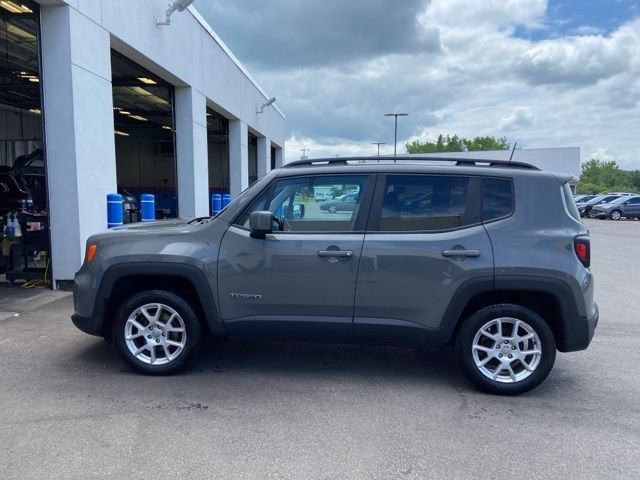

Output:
xmin=196 ymin=0 xmax=640 ymax=168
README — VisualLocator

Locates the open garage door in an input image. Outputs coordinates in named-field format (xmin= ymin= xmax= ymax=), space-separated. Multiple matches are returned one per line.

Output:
xmin=0 ymin=0 xmax=50 ymax=285
xmin=111 ymin=51 xmax=177 ymax=220
xmin=207 ymin=108 xmax=229 ymax=200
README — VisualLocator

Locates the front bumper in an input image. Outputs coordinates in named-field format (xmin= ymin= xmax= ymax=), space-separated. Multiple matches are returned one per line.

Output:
xmin=72 ymin=270 xmax=105 ymax=337
xmin=591 ymin=209 xmax=608 ymax=218
xmin=71 ymin=313 xmax=104 ymax=337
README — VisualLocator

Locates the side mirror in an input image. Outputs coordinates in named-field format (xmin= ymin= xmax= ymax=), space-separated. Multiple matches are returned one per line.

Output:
xmin=293 ymin=203 xmax=305 ymax=219
xmin=249 ymin=211 xmax=273 ymax=239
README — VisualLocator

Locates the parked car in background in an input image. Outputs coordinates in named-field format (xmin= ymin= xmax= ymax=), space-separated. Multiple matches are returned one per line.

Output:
xmin=0 ymin=166 xmax=32 ymax=214
xmin=314 ymin=192 xmax=329 ymax=202
xmin=591 ymin=195 xmax=640 ymax=220
xmin=577 ymin=194 xmax=622 ymax=218
xmin=320 ymin=192 xmax=359 ymax=213
xmin=573 ymin=194 xmax=596 ymax=203
xmin=608 ymin=192 xmax=635 ymax=196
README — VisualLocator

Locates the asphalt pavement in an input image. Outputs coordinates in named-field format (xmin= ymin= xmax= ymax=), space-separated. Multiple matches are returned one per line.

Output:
xmin=0 ymin=218 xmax=638 ymax=479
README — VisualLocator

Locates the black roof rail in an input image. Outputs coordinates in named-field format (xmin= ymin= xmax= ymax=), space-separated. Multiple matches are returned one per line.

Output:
xmin=283 ymin=155 xmax=540 ymax=170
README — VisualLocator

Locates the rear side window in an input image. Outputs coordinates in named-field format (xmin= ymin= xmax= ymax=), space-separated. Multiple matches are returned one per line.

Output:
xmin=375 ymin=175 xmax=475 ymax=231
xmin=482 ymin=178 xmax=513 ymax=221
xmin=562 ymin=183 xmax=581 ymax=221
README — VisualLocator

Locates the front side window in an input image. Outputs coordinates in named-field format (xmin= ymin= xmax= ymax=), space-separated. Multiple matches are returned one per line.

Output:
xmin=376 ymin=175 xmax=474 ymax=231
xmin=627 ymin=197 xmax=640 ymax=205
xmin=236 ymin=175 xmax=370 ymax=232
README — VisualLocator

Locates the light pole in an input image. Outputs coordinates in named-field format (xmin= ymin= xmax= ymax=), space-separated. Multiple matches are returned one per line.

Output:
xmin=384 ymin=113 xmax=408 ymax=157
xmin=371 ymin=142 xmax=386 ymax=156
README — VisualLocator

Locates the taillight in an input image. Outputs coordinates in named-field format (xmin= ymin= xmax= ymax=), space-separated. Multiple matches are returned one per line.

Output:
xmin=574 ymin=237 xmax=590 ymax=268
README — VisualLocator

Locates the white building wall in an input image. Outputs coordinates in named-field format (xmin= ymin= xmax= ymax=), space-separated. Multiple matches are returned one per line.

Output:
xmin=40 ymin=4 xmax=117 ymax=282
xmin=36 ymin=0 xmax=286 ymax=283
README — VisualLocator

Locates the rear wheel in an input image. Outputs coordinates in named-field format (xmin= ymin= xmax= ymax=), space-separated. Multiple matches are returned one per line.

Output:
xmin=113 ymin=290 xmax=202 ymax=375
xmin=587 ymin=209 xmax=598 ymax=218
xmin=455 ymin=304 xmax=556 ymax=395
xmin=328 ymin=205 xmax=337 ymax=213
xmin=609 ymin=210 xmax=622 ymax=220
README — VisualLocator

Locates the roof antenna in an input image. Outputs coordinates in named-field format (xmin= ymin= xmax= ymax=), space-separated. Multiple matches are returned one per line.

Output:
xmin=508 ymin=142 xmax=518 ymax=162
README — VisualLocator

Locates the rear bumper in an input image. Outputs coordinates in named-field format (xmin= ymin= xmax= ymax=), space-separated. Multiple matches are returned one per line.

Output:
xmin=559 ymin=302 xmax=599 ymax=352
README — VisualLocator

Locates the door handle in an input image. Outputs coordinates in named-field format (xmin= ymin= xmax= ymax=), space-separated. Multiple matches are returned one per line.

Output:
xmin=317 ymin=250 xmax=354 ymax=258
xmin=441 ymin=249 xmax=480 ymax=258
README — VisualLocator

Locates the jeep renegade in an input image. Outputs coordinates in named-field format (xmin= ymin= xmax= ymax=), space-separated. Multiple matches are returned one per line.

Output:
xmin=72 ymin=157 xmax=598 ymax=395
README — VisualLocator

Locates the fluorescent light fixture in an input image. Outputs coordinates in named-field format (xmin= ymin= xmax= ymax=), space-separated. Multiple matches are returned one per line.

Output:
xmin=28 ymin=77 xmax=39 ymax=83
xmin=129 ymin=86 xmax=170 ymax=106
xmin=114 ymin=130 xmax=130 ymax=137
xmin=128 ymin=115 xmax=148 ymax=122
xmin=0 ymin=1 xmax=33 ymax=14
xmin=137 ymin=77 xmax=157 ymax=85
xmin=162 ymin=126 xmax=172 ymax=130
xmin=6 ymin=24 xmax=35 ymax=40
xmin=118 ymin=110 xmax=131 ymax=115
xmin=28 ymin=108 xmax=41 ymax=115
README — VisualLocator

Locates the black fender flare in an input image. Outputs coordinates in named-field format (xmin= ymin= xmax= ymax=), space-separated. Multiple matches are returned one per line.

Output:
xmin=98 ymin=262 xmax=225 ymax=336
xmin=439 ymin=275 xmax=582 ymax=350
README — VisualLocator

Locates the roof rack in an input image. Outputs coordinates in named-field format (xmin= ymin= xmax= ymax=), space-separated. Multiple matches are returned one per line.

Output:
xmin=284 ymin=155 xmax=540 ymax=170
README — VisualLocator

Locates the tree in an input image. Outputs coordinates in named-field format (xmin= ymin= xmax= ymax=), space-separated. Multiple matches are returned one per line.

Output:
xmin=406 ymin=134 xmax=509 ymax=154
xmin=575 ymin=159 xmax=638 ymax=194
xmin=463 ymin=136 xmax=510 ymax=151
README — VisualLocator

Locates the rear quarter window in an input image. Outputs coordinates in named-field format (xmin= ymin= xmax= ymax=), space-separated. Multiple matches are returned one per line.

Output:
xmin=482 ymin=178 xmax=513 ymax=221
xmin=562 ymin=183 xmax=581 ymax=221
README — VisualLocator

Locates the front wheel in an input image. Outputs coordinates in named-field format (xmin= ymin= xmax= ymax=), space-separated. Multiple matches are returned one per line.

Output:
xmin=587 ymin=209 xmax=598 ymax=218
xmin=455 ymin=304 xmax=556 ymax=395
xmin=113 ymin=290 xmax=202 ymax=375
xmin=609 ymin=210 xmax=622 ymax=220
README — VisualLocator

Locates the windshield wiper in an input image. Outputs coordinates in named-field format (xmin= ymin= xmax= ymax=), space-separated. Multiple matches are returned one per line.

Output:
xmin=187 ymin=216 xmax=214 ymax=225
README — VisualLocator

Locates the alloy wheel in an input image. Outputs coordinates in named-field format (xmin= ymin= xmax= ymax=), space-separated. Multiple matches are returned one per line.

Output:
xmin=124 ymin=303 xmax=187 ymax=365
xmin=471 ymin=317 xmax=542 ymax=384
xmin=610 ymin=210 xmax=621 ymax=220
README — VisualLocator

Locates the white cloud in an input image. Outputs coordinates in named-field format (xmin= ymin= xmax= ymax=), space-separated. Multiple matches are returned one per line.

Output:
xmin=499 ymin=108 xmax=536 ymax=130
xmin=514 ymin=19 xmax=640 ymax=85
xmin=197 ymin=1 xmax=640 ymax=169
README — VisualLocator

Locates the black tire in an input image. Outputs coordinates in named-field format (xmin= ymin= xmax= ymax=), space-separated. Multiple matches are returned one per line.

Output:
xmin=113 ymin=290 xmax=202 ymax=375
xmin=609 ymin=210 xmax=622 ymax=220
xmin=587 ymin=209 xmax=597 ymax=218
xmin=455 ymin=304 xmax=556 ymax=395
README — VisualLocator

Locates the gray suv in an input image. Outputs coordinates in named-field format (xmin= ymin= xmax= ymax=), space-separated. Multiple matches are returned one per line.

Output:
xmin=72 ymin=157 xmax=598 ymax=395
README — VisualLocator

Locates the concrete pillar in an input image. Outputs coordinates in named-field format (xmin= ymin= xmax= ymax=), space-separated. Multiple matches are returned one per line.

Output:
xmin=229 ymin=120 xmax=248 ymax=198
xmin=40 ymin=4 xmax=116 ymax=283
xmin=256 ymin=136 xmax=270 ymax=178
xmin=175 ymin=87 xmax=208 ymax=218
xmin=275 ymin=146 xmax=285 ymax=168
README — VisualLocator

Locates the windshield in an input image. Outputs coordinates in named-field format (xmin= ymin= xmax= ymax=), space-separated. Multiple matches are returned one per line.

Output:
xmin=586 ymin=195 xmax=609 ymax=205
xmin=609 ymin=196 xmax=634 ymax=205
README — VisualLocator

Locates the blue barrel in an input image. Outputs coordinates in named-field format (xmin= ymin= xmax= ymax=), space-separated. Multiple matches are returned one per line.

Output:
xmin=107 ymin=194 xmax=123 ymax=228
xmin=211 ymin=194 xmax=222 ymax=215
xmin=222 ymin=193 xmax=231 ymax=208
xmin=140 ymin=194 xmax=155 ymax=222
